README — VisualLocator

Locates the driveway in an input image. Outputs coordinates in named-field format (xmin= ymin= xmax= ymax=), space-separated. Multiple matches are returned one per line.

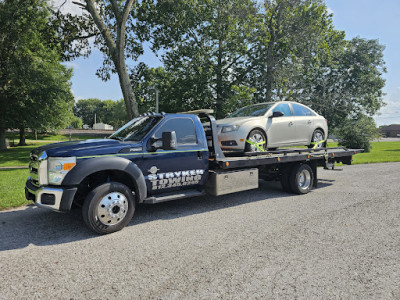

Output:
xmin=0 ymin=163 xmax=399 ymax=299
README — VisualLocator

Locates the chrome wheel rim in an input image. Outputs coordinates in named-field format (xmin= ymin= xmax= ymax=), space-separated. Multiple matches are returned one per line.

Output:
xmin=313 ymin=131 xmax=324 ymax=149
xmin=298 ymin=170 xmax=311 ymax=190
xmin=97 ymin=192 xmax=128 ymax=226
xmin=249 ymin=133 xmax=265 ymax=152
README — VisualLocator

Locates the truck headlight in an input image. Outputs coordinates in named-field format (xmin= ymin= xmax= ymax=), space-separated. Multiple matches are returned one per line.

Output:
xmin=221 ymin=125 xmax=240 ymax=133
xmin=48 ymin=157 xmax=76 ymax=185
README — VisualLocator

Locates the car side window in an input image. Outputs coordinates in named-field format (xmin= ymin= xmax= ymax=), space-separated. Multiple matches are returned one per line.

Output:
xmin=273 ymin=103 xmax=292 ymax=116
xmin=154 ymin=118 xmax=198 ymax=145
xmin=292 ymin=103 xmax=315 ymax=116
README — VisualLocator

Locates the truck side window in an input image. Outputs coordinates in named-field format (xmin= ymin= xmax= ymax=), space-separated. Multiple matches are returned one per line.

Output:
xmin=154 ymin=118 xmax=198 ymax=145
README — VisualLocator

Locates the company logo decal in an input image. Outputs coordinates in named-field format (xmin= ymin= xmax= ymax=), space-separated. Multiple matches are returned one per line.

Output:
xmin=147 ymin=168 xmax=204 ymax=190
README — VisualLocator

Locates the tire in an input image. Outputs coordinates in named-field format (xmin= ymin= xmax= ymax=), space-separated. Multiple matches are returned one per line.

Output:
xmin=245 ymin=129 xmax=267 ymax=153
xmin=82 ymin=182 xmax=135 ymax=234
xmin=308 ymin=129 xmax=326 ymax=149
xmin=289 ymin=164 xmax=313 ymax=194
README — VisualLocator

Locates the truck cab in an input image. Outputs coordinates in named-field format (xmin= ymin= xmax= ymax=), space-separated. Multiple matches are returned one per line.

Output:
xmin=25 ymin=113 xmax=212 ymax=233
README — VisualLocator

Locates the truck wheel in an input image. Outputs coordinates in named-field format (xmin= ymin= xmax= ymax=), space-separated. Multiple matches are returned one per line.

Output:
xmin=289 ymin=164 xmax=313 ymax=194
xmin=82 ymin=182 xmax=135 ymax=234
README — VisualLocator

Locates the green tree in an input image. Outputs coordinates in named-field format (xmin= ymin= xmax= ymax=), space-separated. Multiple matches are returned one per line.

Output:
xmin=335 ymin=114 xmax=380 ymax=152
xmin=140 ymin=0 xmax=260 ymax=118
xmin=74 ymin=98 xmax=103 ymax=127
xmin=70 ymin=116 xmax=84 ymax=129
xmin=0 ymin=0 xmax=74 ymax=150
xmin=54 ymin=0 xmax=149 ymax=119
xmin=73 ymin=98 xmax=129 ymax=128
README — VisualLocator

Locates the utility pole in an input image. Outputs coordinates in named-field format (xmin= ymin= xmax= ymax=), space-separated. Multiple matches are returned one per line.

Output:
xmin=150 ymin=86 xmax=160 ymax=113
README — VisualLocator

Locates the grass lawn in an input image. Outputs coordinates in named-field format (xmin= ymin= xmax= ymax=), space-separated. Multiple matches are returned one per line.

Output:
xmin=326 ymin=141 xmax=400 ymax=164
xmin=0 ymin=169 xmax=30 ymax=210
xmin=6 ymin=132 xmax=102 ymax=142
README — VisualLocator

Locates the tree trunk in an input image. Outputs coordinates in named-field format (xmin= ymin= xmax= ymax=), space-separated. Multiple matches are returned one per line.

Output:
xmin=117 ymin=61 xmax=139 ymax=119
xmin=0 ymin=127 xmax=7 ymax=151
xmin=216 ymin=39 xmax=224 ymax=119
xmin=18 ymin=127 xmax=27 ymax=146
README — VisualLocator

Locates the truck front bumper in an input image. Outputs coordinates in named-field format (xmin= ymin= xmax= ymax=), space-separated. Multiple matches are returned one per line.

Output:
xmin=25 ymin=178 xmax=77 ymax=211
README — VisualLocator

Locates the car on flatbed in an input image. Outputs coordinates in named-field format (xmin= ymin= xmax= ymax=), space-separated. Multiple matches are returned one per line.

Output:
xmin=217 ymin=101 xmax=328 ymax=152
xmin=25 ymin=110 xmax=360 ymax=234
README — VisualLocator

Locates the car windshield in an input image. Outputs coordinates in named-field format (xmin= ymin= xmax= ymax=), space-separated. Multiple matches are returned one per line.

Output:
xmin=109 ymin=116 xmax=162 ymax=141
xmin=228 ymin=103 xmax=275 ymax=118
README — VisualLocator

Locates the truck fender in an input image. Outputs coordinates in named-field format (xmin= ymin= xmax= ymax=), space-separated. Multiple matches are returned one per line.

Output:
xmin=62 ymin=157 xmax=147 ymax=203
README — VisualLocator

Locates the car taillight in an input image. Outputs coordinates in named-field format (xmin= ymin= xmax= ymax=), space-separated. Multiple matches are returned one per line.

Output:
xmin=325 ymin=119 xmax=328 ymax=124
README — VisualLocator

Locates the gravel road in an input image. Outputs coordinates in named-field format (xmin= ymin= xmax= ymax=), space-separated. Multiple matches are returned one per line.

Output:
xmin=1 ymin=162 xmax=399 ymax=299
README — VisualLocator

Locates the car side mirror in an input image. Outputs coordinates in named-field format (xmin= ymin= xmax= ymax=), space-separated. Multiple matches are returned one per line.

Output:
xmin=147 ymin=131 xmax=177 ymax=152
xmin=270 ymin=111 xmax=284 ymax=118
xmin=161 ymin=131 xmax=177 ymax=150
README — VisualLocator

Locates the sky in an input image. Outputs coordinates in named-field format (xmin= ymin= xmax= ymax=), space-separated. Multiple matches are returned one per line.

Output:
xmin=58 ymin=0 xmax=400 ymax=126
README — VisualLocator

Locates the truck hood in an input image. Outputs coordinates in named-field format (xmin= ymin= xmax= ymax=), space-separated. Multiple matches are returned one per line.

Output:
xmin=34 ymin=139 xmax=143 ymax=158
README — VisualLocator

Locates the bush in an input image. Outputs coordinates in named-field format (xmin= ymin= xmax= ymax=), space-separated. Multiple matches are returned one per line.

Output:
xmin=334 ymin=114 xmax=380 ymax=152
xmin=70 ymin=116 xmax=84 ymax=129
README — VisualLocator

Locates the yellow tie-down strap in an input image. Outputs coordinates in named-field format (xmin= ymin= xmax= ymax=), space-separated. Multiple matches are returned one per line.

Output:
xmin=310 ymin=139 xmax=327 ymax=149
xmin=245 ymin=139 xmax=266 ymax=152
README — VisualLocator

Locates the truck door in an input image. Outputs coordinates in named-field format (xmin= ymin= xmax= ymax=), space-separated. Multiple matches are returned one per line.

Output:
xmin=139 ymin=116 xmax=209 ymax=196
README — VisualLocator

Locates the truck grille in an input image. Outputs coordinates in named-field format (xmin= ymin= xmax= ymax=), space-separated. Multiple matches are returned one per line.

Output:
xmin=29 ymin=150 xmax=47 ymax=187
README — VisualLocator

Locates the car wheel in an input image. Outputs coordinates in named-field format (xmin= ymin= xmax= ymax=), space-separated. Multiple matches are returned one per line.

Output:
xmin=245 ymin=129 xmax=267 ymax=152
xmin=308 ymin=129 xmax=325 ymax=149
xmin=82 ymin=182 xmax=135 ymax=234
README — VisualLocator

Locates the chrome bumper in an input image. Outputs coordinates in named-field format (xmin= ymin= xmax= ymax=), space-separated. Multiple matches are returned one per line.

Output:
xmin=25 ymin=177 xmax=77 ymax=211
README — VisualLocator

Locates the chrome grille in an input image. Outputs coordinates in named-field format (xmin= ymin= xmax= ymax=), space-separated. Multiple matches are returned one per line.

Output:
xmin=29 ymin=150 xmax=47 ymax=187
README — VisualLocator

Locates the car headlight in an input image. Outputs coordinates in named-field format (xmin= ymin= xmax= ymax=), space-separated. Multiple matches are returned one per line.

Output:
xmin=48 ymin=157 xmax=76 ymax=185
xmin=221 ymin=125 xmax=240 ymax=133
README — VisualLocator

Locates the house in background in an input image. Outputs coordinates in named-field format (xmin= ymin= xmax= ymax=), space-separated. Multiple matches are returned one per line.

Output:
xmin=380 ymin=124 xmax=400 ymax=137
xmin=93 ymin=123 xmax=113 ymax=130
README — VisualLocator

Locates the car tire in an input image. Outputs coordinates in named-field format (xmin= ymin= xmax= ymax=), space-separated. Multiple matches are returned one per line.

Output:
xmin=308 ymin=129 xmax=326 ymax=149
xmin=82 ymin=182 xmax=135 ymax=234
xmin=289 ymin=164 xmax=314 ymax=194
xmin=245 ymin=129 xmax=267 ymax=153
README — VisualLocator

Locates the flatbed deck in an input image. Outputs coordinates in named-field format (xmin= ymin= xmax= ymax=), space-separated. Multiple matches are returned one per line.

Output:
xmin=216 ymin=147 xmax=363 ymax=169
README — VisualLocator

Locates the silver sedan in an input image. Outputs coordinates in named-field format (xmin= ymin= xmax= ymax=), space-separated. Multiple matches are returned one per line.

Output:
xmin=216 ymin=101 xmax=328 ymax=152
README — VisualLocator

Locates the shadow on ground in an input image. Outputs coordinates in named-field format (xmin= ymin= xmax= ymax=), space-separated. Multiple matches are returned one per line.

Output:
xmin=0 ymin=179 xmax=334 ymax=252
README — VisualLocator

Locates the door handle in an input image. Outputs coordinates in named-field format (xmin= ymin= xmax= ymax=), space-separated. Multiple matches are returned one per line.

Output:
xmin=289 ymin=122 xmax=294 ymax=126
xmin=307 ymin=120 xmax=312 ymax=124
xmin=197 ymin=151 xmax=203 ymax=159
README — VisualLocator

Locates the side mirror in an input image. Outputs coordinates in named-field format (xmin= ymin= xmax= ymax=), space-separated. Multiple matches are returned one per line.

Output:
xmin=147 ymin=131 xmax=177 ymax=152
xmin=161 ymin=131 xmax=177 ymax=150
xmin=270 ymin=111 xmax=284 ymax=118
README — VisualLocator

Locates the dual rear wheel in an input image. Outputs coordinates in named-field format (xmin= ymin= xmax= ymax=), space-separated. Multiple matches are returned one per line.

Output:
xmin=281 ymin=164 xmax=314 ymax=194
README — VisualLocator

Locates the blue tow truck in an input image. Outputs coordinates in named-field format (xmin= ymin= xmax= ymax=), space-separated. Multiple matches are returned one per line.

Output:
xmin=25 ymin=111 xmax=362 ymax=234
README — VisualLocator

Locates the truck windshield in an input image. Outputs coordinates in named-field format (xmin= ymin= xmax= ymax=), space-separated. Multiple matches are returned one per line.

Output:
xmin=228 ymin=103 xmax=274 ymax=117
xmin=109 ymin=116 xmax=162 ymax=141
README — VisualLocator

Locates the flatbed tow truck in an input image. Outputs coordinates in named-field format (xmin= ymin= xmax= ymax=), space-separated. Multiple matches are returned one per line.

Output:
xmin=25 ymin=111 xmax=362 ymax=234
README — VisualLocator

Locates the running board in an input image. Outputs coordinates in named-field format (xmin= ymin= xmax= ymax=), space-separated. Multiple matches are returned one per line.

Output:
xmin=143 ymin=190 xmax=205 ymax=204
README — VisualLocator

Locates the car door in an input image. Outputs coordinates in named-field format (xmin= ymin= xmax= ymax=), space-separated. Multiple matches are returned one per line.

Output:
xmin=139 ymin=116 xmax=209 ymax=196
xmin=267 ymin=103 xmax=297 ymax=147
xmin=290 ymin=103 xmax=314 ymax=144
